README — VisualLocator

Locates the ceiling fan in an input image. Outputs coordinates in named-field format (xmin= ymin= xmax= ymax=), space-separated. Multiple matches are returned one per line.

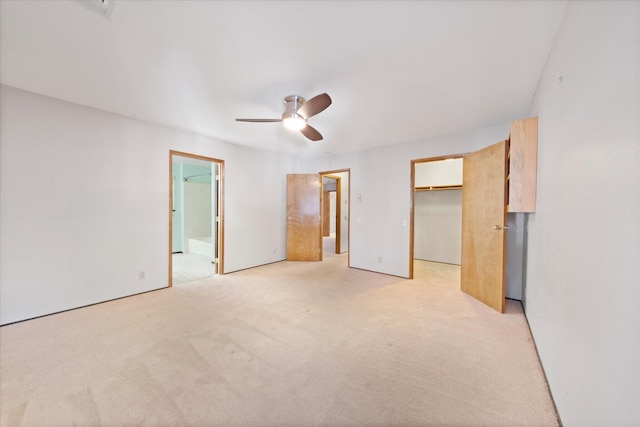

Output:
xmin=236 ymin=93 xmax=332 ymax=141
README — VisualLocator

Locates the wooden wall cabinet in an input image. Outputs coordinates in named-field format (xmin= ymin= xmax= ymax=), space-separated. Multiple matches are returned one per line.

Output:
xmin=507 ymin=117 xmax=538 ymax=213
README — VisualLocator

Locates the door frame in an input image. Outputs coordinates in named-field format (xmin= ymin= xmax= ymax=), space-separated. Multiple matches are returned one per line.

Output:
xmin=319 ymin=169 xmax=350 ymax=263
xmin=409 ymin=154 xmax=465 ymax=279
xmin=169 ymin=150 xmax=225 ymax=286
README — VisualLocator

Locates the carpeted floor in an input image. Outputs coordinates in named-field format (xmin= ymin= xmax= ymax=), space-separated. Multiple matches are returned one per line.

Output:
xmin=0 ymin=253 xmax=558 ymax=426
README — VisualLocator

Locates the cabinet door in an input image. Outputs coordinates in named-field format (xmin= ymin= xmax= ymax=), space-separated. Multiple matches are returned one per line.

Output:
xmin=461 ymin=141 xmax=508 ymax=312
xmin=507 ymin=117 xmax=538 ymax=212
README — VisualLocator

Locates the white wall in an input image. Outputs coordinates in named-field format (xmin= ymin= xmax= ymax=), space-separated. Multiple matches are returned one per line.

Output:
xmin=414 ymin=190 xmax=462 ymax=265
xmin=329 ymin=191 xmax=336 ymax=233
xmin=183 ymin=181 xmax=211 ymax=251
xmin=301 ymin=124 xmax=510 ymax=277
xmin=0 ymin=85 xmax=293 ymax=325
xmin=524 ymin=2 xmax=640 ymax=425
xmin=415 ymin=158 xmax=463 ymax=187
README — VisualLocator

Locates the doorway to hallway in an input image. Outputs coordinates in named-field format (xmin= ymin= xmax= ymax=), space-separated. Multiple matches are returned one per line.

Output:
xmin=320 ymin=169 xmax=350 ymax=259
xmin=285 ymin=169 xmax=350 ymax=263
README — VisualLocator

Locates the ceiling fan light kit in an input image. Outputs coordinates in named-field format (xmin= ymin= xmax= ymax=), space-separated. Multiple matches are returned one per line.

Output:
xmin=282 ymin=113 xmax=307 ymax=131
xmin=236 ymin=93 xmax=332 ymax=141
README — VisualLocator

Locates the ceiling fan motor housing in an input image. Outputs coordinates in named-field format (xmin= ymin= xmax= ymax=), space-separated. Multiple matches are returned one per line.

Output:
xmin=282 ymin=95 xmax=306 ymax=119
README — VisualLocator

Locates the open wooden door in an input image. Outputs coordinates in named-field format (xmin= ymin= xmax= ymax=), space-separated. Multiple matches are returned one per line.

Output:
xmin=287 ymin=174 xmax=322 ymax=261
xmin=461 ymin=141 xmax=508 ymax=312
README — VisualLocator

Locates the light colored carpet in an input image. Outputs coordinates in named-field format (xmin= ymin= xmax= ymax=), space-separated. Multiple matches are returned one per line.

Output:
xmin=323 ymin=234 xmax=336 ymax=254
xmin=0 ymin=253 xmax=558 ymax=426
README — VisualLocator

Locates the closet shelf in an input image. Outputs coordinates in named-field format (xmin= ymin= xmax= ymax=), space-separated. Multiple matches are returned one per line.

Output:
xmin=415 ymin=185 xmax=462 ymax=192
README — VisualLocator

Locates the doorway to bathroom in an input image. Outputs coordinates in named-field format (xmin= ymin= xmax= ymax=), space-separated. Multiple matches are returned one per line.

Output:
xmin=169 ymin=151 xmax=224 ymax=286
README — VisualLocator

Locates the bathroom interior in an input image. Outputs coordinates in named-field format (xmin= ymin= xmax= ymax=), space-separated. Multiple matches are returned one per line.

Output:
xmin=172 ymin=155 xmax=219 ymax=284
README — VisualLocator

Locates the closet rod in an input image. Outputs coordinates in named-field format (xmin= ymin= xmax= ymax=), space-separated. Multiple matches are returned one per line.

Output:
xmin=415 ymin=185 xmax=462 ymax=192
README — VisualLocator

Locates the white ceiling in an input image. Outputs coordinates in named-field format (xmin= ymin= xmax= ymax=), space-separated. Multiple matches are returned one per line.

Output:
xmin=0 ymin=0 xmax=566 ymax=158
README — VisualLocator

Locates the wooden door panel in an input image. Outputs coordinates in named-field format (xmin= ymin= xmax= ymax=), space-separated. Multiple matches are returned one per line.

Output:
xmin=461 ymin=141 xmax=507 ymax=312
xmin=287 ymin=174 xmax=322 ymax=261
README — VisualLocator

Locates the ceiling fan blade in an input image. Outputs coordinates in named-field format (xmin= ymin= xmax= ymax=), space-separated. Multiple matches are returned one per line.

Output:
xmin=300 ymin=124 xmax=323 ymax=141
xmin=235 ymin=118 xmax=282 ymax=122
xmin=297 ymin=93 xmax=332 ymax=119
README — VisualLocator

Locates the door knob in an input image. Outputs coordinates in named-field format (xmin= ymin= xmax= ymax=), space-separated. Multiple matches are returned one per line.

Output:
xmin=493 ymin=225 xmax=503 ymax=230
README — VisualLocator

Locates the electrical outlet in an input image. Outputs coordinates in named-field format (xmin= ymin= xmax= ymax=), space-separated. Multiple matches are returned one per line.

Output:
xmin=139 ymin=271 xmax=145 ymax=280
xmin=378 ymin=256 xmax=382 ymax=263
